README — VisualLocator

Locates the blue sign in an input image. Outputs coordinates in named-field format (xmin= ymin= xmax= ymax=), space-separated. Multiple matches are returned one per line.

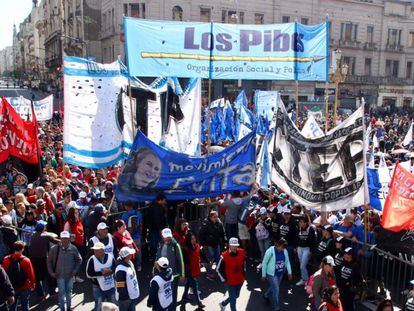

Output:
xmin=255 ymin=90 xmax=279 ymax=120
xmin=115 ymin=130 xmax=256 ymax=202
xmin=124 ymin=17 xmax=329 ymax=81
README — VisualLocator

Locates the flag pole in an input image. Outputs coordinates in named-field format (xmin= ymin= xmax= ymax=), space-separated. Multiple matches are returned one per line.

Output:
xmin=362 ymin=98 xmax=369 ymax=246
xmin=295 ymin=80 xmax=299 ymax=126
xmin=206 ymin=19 xmax=214 ymax=149
xmin=128 ymin=77 xmax=136 ymax=136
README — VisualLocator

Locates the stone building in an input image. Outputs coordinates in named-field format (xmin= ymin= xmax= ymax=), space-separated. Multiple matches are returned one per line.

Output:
xmin=99 ymin=0 xmax=414 ymax=110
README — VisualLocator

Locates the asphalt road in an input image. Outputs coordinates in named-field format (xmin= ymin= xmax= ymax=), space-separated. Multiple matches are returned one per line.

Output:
xmin=0 ymin=85 xmax=51 ymax=101
xmin=29 ymin=257 xmax=311 ymax=311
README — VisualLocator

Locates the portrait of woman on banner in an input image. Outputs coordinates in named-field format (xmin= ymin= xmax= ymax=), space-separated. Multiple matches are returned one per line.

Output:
xmin=118 ymin=147 xmax=162 ymax=193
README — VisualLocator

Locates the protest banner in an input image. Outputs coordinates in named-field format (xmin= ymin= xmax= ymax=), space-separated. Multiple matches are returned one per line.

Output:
xmin=6 ymin=94 xmax=54 ymax=121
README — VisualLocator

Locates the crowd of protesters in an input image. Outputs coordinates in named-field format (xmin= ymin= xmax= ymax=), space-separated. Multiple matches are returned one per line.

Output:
xmin=0 ymin=109 xmax=413 ymax=311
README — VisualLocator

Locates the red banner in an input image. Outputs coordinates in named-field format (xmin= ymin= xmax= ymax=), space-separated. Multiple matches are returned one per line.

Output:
xmin=0 ymin=98 xmax=40 ymax=164
xmin=381 ymin=163 xmax=414 ymax=232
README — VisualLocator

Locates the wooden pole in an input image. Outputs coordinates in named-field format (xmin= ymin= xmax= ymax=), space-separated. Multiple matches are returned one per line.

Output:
xmin=325 ymin=82 xmax=329 ymax=133
xmin=206 ymin=79 xmax=212 ymax=147
xmin=333 ymin=79 xmax=339 ymax=121
xmin=295 ymin=80 xmax=299 ymax=126
xmin=128 ymin=78 xmax=136 ymax=135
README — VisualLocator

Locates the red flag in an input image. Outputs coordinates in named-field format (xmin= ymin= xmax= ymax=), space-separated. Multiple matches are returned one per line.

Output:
xmin=0 ymin=98 xmax=40 ymax=164
xmin=381 ymin=163 xmax=414 ymax=232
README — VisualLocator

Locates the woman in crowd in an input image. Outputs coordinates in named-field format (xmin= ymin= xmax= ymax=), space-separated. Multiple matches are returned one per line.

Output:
xmin=113 ymin=220 xmax=139 ymax=267
xmin=318 ymin=285 xmax=343 ymax=311
xmin=312 ymin=255 xmax=337 ymax=310
xmin=64 ymin=207 xmax=85 ymax=258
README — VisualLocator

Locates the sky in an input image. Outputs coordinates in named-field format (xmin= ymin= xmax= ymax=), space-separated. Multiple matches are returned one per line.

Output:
xmin=0 ymin=0 xmax=33 ymax=49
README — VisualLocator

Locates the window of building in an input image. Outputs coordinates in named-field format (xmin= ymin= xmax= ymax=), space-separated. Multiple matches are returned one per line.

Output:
xmin=386 ymin=59 xmax=399 ymax=77
xmin=409 ymin=32 xmax=414 ymax=48
xmin=365 ymin=58 xmax=371 ymax=76
xmin=301 ymin=17 xmax=309 ymax=25
xmin=130 ymin=4 xmax=140 ymax=18
xmin=387 ymin=28 xmax=401 ymax=46
xmin=255 ymin=13 xmax=264 ymax=25
xmin=282 ymin=16 xmax=290 ymax=23
xmin=385 ymin=59 xmax=392 ymax=76
xmin=341 ymin=22 xmax=358 ymax=41
xmin=172 ymin=5 xmax=183 ymax=21
xmin=407 ymin=61 xmax=412 ymax=79
xmin=328 ymin=21 xmax=332 ymax=39
xmin=200 ymin=8 xmax=211 ymax=22
xmin=392 ymin=60 xmax=399 ymax=77
xmin=367 ymin=25 xmax=374 ymax=43
xmin=222 ymin=10 xmax=244 ymax=24
xmin=123 ymin=4 xmax=128 ymax=16
xmin=342 ymin=56 xmax=356 ymax=75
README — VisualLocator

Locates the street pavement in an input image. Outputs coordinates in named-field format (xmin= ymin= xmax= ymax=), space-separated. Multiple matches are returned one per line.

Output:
xmin=30 ymin=258 xmax=310 ymax=311
xmin=0 ymin=85 xmax=50 ymax=101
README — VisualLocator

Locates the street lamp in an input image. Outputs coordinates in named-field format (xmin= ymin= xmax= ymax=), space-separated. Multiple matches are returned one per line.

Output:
xmin=331 ymin=49 xmax=349 ymax=119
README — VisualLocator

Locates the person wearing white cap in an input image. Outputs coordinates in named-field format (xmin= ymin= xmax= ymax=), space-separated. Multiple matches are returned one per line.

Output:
xmin=312 ymin=255 xmax=337 ymax=310
xmin=88 ymin=222 xmax=115 ymax=257
xmin=47 ymin=231 xmax=82 ymax=311
xmin=217 ymin=237 xmax=245 ymax=311
xmin=155 ymin=227 xmax=185 ymax=310
xmin=115 ymin=246 xmax=140 ymax=311
xmin=75 ymin=191 xmax=91 ymax=220
xmin=86 ymin=242 xmax=116 ymax=311
xmin=148 ymin=257 xmax=173 ymax=311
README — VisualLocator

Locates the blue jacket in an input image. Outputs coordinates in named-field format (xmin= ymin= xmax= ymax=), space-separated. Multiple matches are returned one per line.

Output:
xmin=261 ymin=246 xmax=292 ymax=278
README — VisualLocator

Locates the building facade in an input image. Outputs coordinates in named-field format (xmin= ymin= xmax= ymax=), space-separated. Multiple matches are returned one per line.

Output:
xmin=98 ymin=0 xmax=414 ymax=110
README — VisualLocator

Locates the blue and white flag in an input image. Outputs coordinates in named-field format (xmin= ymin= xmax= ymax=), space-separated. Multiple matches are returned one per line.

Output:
xmin=234 ymin=90 xmax=248 ymax=112
xmin=257 ymin=137 xmax=271 ymax=189
xmin=367 ymin=168 xmax=382 ymax=211
xmin=254 ymin=90 xmax=279 ymax=120
xmin=223 ymin=100 xmax=236 ymax=142
xmin=116 ymin=129 xmax=256 ymax=201
xmin=63 ymin=56 xmax=133 ymax=168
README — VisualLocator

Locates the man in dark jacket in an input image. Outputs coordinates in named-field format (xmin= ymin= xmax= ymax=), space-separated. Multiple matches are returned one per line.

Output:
xmin=146 ymin=194 xmax=167 ymax=259
xmin=46 ymin=203 xmax=66 ymax=236
xmin=198 ymin=210 xmax=226 ymax=279
xmin=0 ymin=266 xmax=14 ymax=311
xmin=148 ymin=257 xmax=173 ymax=311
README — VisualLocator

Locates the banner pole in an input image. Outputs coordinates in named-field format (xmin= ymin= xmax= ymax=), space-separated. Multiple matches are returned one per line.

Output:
xmin=206 ymin=19 xmax=214 ymax=149
xmin=362 ymin=98 xmax=369 ymax=246
xmin=295 ymin=80 xmax=299 ymax=126
xmin=128 ymin=77 xmax=136 ymax=136
xmin=324 ymin=82 xmax=329 ymax=133
xmin=206 ymin=79 xmax=212 ymax=148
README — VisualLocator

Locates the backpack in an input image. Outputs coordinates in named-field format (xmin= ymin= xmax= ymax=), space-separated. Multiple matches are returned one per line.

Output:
xmin=127 ymin=213 xmax=140 ymax=236
xmin=7 ymin=257 xmax=27 ymax=288
xmin=255 ymin=222 xmax=269 ymax=240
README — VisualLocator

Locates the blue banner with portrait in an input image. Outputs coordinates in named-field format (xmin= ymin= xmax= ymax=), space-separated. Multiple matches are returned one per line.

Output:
xmin=115 ymin=130 xmax=256 ymax=202
xmin=124 ymin=17 xmax=329 ymax=81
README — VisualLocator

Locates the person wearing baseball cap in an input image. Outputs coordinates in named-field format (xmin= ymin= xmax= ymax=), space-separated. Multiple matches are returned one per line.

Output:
xmin=314 ymin=225 xmax=336 ymax=264
xmin=217 ymin=237 xmax=245 ymax=310
xmin=88 ymin=222 xmax=115 ymax=258
xmin=155 ymin=228 xmax=184 ymax=310
xmin=336 ymin=247 xmax=364 ymax=311
xmin=148 ymin=257 xmax=174 ymax=311
xmin=47 ymin=231 xmax=82 ymax=311
xmin=276 ymin=193 xmax=291 ymax=214
xmin=312 ymin=255 xmax=337 ymax=309
xmin=115 ymin=247 xmax=139 ymax=311
xmin=86 ymin=242 xmax=116 ymax=311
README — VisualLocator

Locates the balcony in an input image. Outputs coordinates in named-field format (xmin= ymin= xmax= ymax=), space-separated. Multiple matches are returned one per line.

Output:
xmin=363 ymin=42 xmax=377 ymax=51
xmin=100 ymin=26 xmax=116 ymax=40
xmin=346 ymin=74 xmax=412 ymax=85
xmin=385 ymin=44 xmax=404 ymax=52
xmin=338 ymin=40 xmax=361 ymax=49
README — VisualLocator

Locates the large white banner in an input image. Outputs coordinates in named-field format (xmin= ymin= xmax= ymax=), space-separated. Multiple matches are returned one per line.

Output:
xmin=271 ymin=105 xmax=364 ymax=211
xmin=162 ymin=79 xmax=201 ymax=155
xmin=63 ymin=56 xmax=133 ymax=168
xmin=7 ymin=95 xmax=54 ymax=121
